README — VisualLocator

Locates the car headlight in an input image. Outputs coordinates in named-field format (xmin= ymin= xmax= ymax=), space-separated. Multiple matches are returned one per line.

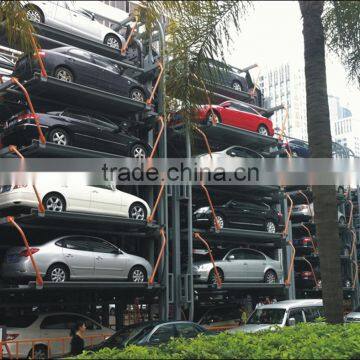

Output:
xmin=194 ymin=206 xmax=210 ymax=214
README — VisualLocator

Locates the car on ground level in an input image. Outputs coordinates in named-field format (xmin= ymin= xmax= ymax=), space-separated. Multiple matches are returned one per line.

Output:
xmin=1 ymin=109 xmax=152 ymax=158
xmin=87 ymin=321 xmax=208 ymax=351
xmin=2 ymin=312 xmax=113 ymax=359
xmin=229 ymin=299 xmax=324 ymax=333
xmin=0 ymin=185 xmax=151 ymax=220
xmin=344 ymin=306 xmax=360 ymax=323
xmin=197 ymin=306 xmax=243 ymax=331
xmin=194 ymin=101 xmax=274 ymax=136
xmin=13 ymin=46 xmax=150 ymax=102
xmin=197 ymin=145 xmax=263 ymax=161
xmin=1 ymin=235 xmax=152 ymax=283
xmin=24 ymin=1 xmax=125 ymax=49
xmin=291 ymin=203 xmax=346 ymax=225
xmin=193 ymin=200 xmax=283 ymax=232
xmin=193 ymin=248 xmax=283 ymax=284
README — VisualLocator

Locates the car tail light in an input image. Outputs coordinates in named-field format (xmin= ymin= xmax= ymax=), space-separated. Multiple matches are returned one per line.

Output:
xmin=17 ymin=113 xmax=37 ymax=122
xmin=19 ymin=248 xmax=40 ymax=257
xmin=14 ymin=185 xmax=28 ymax=189
xmin=302 ymin=271 xmax=313 ymax=278
xmin=6 ymin=333 xmax=19 ymax=341
xmin=302 ymin=237 xmax=311 ymax=244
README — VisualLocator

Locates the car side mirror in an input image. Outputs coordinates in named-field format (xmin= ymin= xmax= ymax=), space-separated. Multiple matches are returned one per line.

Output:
xmin=228 ymin=255 xmax=235 ymax=261
xmin=91 ymin=13 xmax=95 ymax=21
xmin=222 ymin=102 xmax=231 ymax=108
xmin=288 ymin=318 xmax=296 ymax=326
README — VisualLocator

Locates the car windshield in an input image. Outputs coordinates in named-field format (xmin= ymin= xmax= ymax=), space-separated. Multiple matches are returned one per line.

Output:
xmin=247 ymin=309 xmax=285 ymax=325
xmin=104 ymin=325 xmax=154 ymax=347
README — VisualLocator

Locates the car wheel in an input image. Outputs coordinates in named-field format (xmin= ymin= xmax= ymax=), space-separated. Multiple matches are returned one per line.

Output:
xmin=130 ymin=88 xmax=145 ymax=102
xmin=258 ymin=125 xmax=269 ymax=136
xmin=129 ymin=202 xmax=147 ymax=220
xmin=264 ymin=270 xmax=277 ymax=284
xmin=232 ymin=80 xmax=243 ymax=92
xmin=45 ymin=264 xmax=69 ymax=283
xmin=265 ymin=221 xmax=276 ymax=233
xmin=128 ymin=266 xmax=147 ymax=283
xmin=208 ymin=268 xmax=224 ymax=285
xmin=43 ymin=193 xmax=66 ymax=212
xmin=130 ymin=144 xmax=147 ymax=158
xmin=25 ymin=6 xmax=44 ymax=23
xmin=214 ymin=214 xmax=226 ymax=229
xmin=207 ymin=111 xmax=221 ymax=125
xmin=339 ymin=216 xmax=346 ymax=226
xmin=104 ymin=34 xmax=121 ymax=49
xmin=48 ymin=128 xmax=70 ymax=146
xmin=27 ymin=345 xmax=48 ymax=359
xmin=54 ymin=67 xmax=74 ymax=82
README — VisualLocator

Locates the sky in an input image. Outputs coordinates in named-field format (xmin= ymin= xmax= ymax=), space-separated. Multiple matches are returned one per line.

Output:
xmin=224 ymin=1 xmax=360 ymax=117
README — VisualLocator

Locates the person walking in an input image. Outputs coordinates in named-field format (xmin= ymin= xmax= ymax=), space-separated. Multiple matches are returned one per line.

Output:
xmin=70 ymin=321 xmax=86 ymax=356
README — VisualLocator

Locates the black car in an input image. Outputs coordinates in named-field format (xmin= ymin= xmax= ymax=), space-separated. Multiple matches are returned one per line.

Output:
xmin=13 ymin=46 xmax=150 ymax=102
xmin=87 ymin=321 xmax=207 ymax=351
xmin=193 ymin=200 xmax=283 ymax=233
xmin=1 ymin=109 xmax=152 ymax=157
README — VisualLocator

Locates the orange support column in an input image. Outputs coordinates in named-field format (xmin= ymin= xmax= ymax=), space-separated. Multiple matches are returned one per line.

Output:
xmin=200 ymin=183 xmax=221 ymax=231
xmin=148 ymin=227 xmax=167 ymax=286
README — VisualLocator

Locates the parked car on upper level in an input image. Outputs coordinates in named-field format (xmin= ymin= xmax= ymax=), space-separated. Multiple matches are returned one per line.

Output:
xmin=193 ymin=248 xmax=283 ymax=284
xmin=2 ymin=312 xmax=113 ymax=359
xmin=0 ymin=185 xmax=151 ymax=220
xmin=193 ymin=200 xmax=283 ymax=233
xmin=13 ymin=47 xmax=150 ymax=102
xmin=1 ymin=235 xmax=152 ymax=283
xmin=281 ymin=139 xmax=310 ymax=157
xmin=197 ymin=145 xmax=263 ymax=161
xmin=24 ymin=1 xmax=125 ymax=49
xmin=229 ymin=299 xmax=324 ymax=333
xmin=87 ymin=321 xmax=208 ymax=351
xmin=195 ymin=101 xmax=274 ymax=136
xmin=291 ymin=203 xmax=346 ymax=225
xmin=1 ymin=109 xmax=152 ymax=158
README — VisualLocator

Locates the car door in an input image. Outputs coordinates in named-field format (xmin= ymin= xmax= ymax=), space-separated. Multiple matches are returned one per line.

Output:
xmin=287 ymin=308 xmax=305 ymax=325
xmin=243 ymin=249 xmax=267 ymax=281
xmin=65 ymin=48 xmax=98 ymax=87
xmin=175 ymin=323 xmax=203 ymax=339
xmin=92 ymin=55 xmax=124 ymax=95
xmin=89 ymin=186 xmax=124 ymax=216
xmin=233 ymin=103 xmax=261 ymax=132
xmin=62 ymin=237 xmax=95 ymax=278
xmin=88 ymin=238 xmax=127 ymax=279
xmin=88 ymin=115 xmax=129 ymax=155
xmin=66 ymin=3 xmax=101 ymax=41
xmin=248 ymin=203 xmax=269 ymax=228
xmin=51 ymin=1 xmax=73 ymax=32
xmin=219 ymin=102 xmax=243 ymax=126
xmin=221 ymin=249 xmax=248 ymax=281
xmin=39 ymin=314 xmax=72 ymax=356
xmin=146 ymin=324 xmax=177 ymax=346
xmin=60 ymin=186 xmax=92 ymax=212
xmin=225 ymin=200 xmax=245 ymax=227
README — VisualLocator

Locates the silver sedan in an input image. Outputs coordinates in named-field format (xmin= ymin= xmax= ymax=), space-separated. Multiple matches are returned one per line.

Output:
xmin=2 ymin=236 xmax=152 ymax=283
xmin=193 ymin=248 xmax=283 ymax=284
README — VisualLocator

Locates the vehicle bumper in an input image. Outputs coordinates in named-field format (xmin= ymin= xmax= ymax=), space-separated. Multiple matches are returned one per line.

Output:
xmin=0 ymin=191 xmax=38 ymax=210
xmin=1 ymin=257 xmax=44 ymax=279
xmin=1 ymin=124 xmax=49 ymax=147
xmin=192 ymin=268 xmax=209 ymax=282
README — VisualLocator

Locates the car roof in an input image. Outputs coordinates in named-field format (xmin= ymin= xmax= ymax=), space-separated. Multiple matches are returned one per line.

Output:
xmin=257 ymin=299 xmax=323 ymax=310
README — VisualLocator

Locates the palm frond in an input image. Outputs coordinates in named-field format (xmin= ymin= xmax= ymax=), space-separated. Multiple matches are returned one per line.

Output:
xmin=0 ymin=1 xmax=37 ymax=54
xmin=323 ymin=1 xmax=360 ymax=86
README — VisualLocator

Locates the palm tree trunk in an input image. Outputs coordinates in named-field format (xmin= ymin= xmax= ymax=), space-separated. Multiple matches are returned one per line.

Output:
xmin=299 ymin=1 xmax=343 ymax=323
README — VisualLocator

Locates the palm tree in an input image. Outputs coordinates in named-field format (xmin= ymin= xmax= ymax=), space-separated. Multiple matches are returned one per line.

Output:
xmin=299 ymin=0 xmax=360 ymax=323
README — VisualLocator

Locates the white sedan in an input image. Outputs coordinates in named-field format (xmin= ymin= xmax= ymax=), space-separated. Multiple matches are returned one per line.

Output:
xmin=0 ymin=185 xmax=151 ymax=220
xmin=24 ymin=1 xmax=125 ymax=49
